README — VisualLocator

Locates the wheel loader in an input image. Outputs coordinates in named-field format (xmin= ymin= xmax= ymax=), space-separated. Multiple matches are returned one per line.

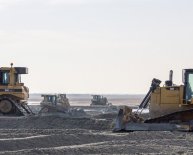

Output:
xmin=0 ymin=63 xmax=33 ymax=116
xmin=114 ymin=69 xmax=193 ymax=132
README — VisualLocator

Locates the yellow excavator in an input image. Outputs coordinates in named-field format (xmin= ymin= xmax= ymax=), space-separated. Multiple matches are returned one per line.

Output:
xmin=0 ymin=63 xmax=33 ymax=116
xmin=114 ymin=69 xmax=193 ymax=132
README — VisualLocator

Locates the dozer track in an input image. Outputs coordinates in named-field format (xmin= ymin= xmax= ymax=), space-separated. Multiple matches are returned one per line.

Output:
xmin=0 ymin=98 xmax=34 ymax=116
xmin=39 ymin=103 xmax=68 ymax=114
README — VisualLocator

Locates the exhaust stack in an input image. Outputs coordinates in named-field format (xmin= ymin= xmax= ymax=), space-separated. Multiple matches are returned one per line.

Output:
xmin=165 ymin=70 xmax=173 ymax=86
xmin=169 ymin=70 xmax=173 ymax=83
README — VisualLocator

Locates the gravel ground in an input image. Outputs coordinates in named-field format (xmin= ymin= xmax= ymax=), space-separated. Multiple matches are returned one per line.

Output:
xmin=0 ymin=106 xmax=193 ymax=155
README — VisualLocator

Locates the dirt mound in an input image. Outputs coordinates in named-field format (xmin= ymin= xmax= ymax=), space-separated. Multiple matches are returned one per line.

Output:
xmin=0 ymin=115 xmax=112 ymax=131
xmin=94 ymin=113 xmax=117 ymax=120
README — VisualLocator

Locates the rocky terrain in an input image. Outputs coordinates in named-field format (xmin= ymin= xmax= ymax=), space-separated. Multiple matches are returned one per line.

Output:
xmin=0 ymin=108 xmax=193 ymax=155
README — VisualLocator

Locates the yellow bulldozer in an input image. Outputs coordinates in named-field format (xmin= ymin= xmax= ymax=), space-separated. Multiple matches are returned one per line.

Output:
xmin=114 ymin=69 xmax=193 ymax=132
xmin=90 ymin=95 xmax=109 ymax=106
xmin=0 ymin=63 xmax=33 ymax=116
xmin=39 ymin=94 xmax=70 ymax=113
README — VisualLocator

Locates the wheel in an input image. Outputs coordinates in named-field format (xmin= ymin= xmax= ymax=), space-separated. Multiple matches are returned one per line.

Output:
xmin=0 ymin=99 xmax=14 ymax=114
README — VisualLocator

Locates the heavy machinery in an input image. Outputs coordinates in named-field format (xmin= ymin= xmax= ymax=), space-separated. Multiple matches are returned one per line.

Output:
xmin=39 ymin=94 xmax=70 ymax=113
xmin=39 ymin=94 xmax=86 ymax=117
xmin=114 ymin=69 xmax=193 ymax=132
xmin=91 ymin=95 xmax=110 ymax=106
xmin=0 ymin=63 xmax=33 ymax=116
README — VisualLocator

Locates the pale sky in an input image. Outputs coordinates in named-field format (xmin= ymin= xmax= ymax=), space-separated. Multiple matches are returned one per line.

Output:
xmin=0 ymin=0 xmax=193 ymax=94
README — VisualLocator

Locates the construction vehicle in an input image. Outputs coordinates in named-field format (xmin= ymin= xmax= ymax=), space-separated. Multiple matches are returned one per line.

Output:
xmin=0 ymin=63 xmax=33 ymax=116
xmin=39 ymin=94 xmax=70 ymax=113
xmin=114 ymin=69 xmax=193 ymax=132
xmin=91 ymin=95 xmax=110 ymax=106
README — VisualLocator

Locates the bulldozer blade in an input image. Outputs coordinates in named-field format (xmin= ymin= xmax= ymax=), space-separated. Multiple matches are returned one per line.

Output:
xmin=113 ymin=109 xmax=193 ymax=132
xmin=113 ymin=109 xmax=125 ymax=132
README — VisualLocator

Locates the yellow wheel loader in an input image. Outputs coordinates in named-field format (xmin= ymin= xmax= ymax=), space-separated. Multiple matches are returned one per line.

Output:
xmin=0 ymin=63 xmax=33 ymax=116
xmin=114 ymin=69 xmax=193 ymax=132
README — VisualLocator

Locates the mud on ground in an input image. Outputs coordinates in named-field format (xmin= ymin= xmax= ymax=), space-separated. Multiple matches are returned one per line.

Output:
xmin=0 ymin=108 xmax=193 ymax=155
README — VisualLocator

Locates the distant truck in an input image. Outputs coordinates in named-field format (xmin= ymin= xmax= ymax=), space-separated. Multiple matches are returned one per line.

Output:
xmin=90 ymin=95 xmax=111 ymax=106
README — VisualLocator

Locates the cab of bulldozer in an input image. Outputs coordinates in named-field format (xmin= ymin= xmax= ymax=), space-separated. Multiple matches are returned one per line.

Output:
xmin=92 ymin=95 xmax=102 ymax=100
xmin=0 ymin=65 xmax=28 ymax=86
xmin=183 ymin=69 xmax=193 ymax=104
xmin=41 ymin=95 xmax=57 ymax=105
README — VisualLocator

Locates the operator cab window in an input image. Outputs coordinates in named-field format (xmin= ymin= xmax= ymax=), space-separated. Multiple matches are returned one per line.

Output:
xmin=186 ymin=73 xmax=193 ymax=101
xmin=0 ymin=72 xmax=10 ymax=85
xmin=47 ymin=96 xmax=56 ymax=105
xmin=48 ymin=96 xmax=52 ymax=102
xmin=51 ymin=96 xmax=56 ymax=105
xmin=15 ymin=74 xmax=21 ymax=84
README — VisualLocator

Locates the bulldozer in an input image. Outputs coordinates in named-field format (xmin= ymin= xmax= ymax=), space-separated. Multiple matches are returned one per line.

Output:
xmin=91 ymin=95 xmax=110 ymax=106
xmin=114 ymin=69 xmax=193 ymax=132
xmin=0 ymin=63 xmax=33 ymax=116
xmin=39 ymin=94 xmax=70 ymax=113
